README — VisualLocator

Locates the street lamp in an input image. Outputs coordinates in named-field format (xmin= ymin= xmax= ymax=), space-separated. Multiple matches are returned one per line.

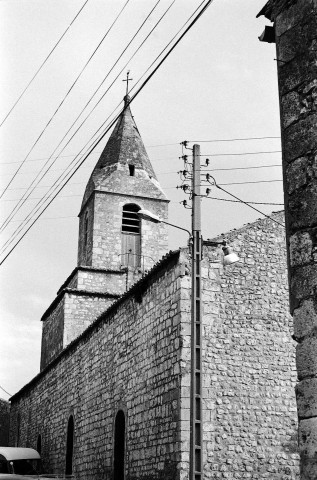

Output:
xmin=138 ymin=209 xmax=191 ymax=238
xmin=138 ymin=209 xmax=240 ymax=266
xmin=204 ymin=240 xmax=240 ymax=266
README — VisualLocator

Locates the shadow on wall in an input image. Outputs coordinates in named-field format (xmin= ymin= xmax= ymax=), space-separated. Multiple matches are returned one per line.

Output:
xmin=0 ymin=399 xmax=10 ymax=446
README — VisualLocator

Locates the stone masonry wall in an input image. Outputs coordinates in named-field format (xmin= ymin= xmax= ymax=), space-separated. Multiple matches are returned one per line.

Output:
xmin=63 ymin=291 xmax=117 ymax=347
xmin=41 ymin=290 xmax=117 ymax=370
xmin=0 ymin=398 xmax=10 ymax=446
xmin=10 ymin=253 xmax=183 ymax=480
xmin=260 ymin=2 xmax=317 ymax=478
xmin=40 ymin=296 xmax=65 ymax=370
xmin=91 ymin=192 xmax=168 ymax=272
xmin=62 ymin=268 xmax=127 ymax=295
xmin=77 ymin=196 xmax=94 ymax=266
xmin=179 ymin=213 xmax=299 ymax=479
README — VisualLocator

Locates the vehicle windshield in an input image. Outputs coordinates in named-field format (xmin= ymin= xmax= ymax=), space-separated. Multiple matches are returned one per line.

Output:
xmin=10 ymin=458 xmax=43 ymax=475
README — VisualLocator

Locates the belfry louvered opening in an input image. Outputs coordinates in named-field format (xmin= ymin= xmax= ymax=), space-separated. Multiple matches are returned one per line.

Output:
xmin=121 ymin=204 xmax=141 ymax=267
xmin=122 ymin=204 xmax=140 ymax=233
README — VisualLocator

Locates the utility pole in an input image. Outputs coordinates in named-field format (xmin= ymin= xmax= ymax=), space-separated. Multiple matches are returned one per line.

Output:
xmin=190 ymin=144 xmax=203 ymax=479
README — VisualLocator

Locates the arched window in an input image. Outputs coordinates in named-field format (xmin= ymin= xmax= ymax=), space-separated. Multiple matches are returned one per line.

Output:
xmin=37 ymin=434 xmax=42 ymax=455
xmin=121 ymin=204 xmax=141 ymax=267
xmin=65 ymin=415 xmax=74 ymax=476
xmin=113 ymin=410 xmax=126 ymax=480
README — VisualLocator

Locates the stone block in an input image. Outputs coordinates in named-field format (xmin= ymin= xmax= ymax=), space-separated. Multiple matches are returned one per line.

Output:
xmin=277 ymin=12 xmax=317 ymax=62
xmin=289 ymin=231 xmax=313 ymax=267
xmin=290 ymin=265 xmax=317 ymax=307
xmin=296 ymin=335 xmax=317 ymax=380
xmin=283 ymin=114 xmax=317 ymax=163
xmin=298 ymin=417 xmax=317 ymax=458
xmin=300 ymin=457 xmax=317 ymax=480
xmin=288 ymin=182 xmax=317 ymax=231
xmin=286 ymin=156 xmax=309 ymax=195
xmin=296 ymin=378 xmax=317 ymax=418
xmin=275 ymin=0 xmax=317 ymax=37
xmin=293 ymin=298 xmax=317 ymax=338
xmin=278 ymin=50 xmax=317 ymax=96
xmin=281 ymin=90 xmax=302 ymax=129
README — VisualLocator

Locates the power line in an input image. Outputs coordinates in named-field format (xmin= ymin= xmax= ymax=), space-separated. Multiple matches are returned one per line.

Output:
xmin=0 ymin=145 xmax=282 ymax=166
xmin=206 ymin=178 xmax=285 ymax=227
xmin=0 ymin=0 xmax=205 ymax=239
xmin=219 ymin=179 xmax=282 ymax=186
xmin=0 ymin=0 xmax=167 ymax=232
xmin=146 ymin=142 xmax=180 ymax=147
xmin=187 ymin=136 xmax=280 ymax=143
xmin=0 ymin=0 xmax=89 ymax=128
xmin=1 ymin=194 xmax=82 ymax=202
xmin=206 ymin=164 xmax=281 ymax=172
xmin=202 ymin=196 xmax=283 ymax=206
xmin=0 ymin=1 xmax=213 ymax=265
xmin=0 ymin=0 xmax=130 ymax=202
xmin=200 ymin=150 xmax=281 ymax=157
xmin=3 ymin=158 xmax=282 ymax=185
xmin=0 ymin=384 xmax=12 ymax=397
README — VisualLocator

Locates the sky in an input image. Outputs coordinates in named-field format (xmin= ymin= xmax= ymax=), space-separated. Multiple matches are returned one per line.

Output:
xmin=0 ymin=0 xmax=281 ymax=400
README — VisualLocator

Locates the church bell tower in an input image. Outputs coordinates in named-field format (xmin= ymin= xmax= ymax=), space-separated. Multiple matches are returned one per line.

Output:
xmin=77 ymin=94 xmax=169 ymax=275
xmin=40 ymin=95 xmax=169 ymax=370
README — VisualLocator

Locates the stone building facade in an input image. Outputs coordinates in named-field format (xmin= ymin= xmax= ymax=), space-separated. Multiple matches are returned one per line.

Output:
xmin=10 ymin=97 xmax=299 ymax=479
xmin=257 ymin=1 xmax=317 ymax=478
xmin=40 ymin=95 xmax=169 ymax=371
xmin=0 ymin=398 xmax=10 ymax=446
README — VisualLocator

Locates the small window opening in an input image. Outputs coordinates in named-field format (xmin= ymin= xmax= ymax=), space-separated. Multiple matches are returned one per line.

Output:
xmin=65 ymin=416 xmax=74 ymax=476
xmin=113 ymin=410 xmax=126 ymax=480
xmin=128 ymin=164 xmax=135 ymax=176
xmin=122 ymin=205 xmax=140 ymax=234
xmin=121 ymin=204 xmax=141 ymax=267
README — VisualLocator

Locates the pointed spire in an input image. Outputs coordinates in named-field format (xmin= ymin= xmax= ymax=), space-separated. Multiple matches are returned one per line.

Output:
xmin=93 ymin=97 xmax=157 ymax=178
xmin=81 ymin=96 xmax=167 ymax=207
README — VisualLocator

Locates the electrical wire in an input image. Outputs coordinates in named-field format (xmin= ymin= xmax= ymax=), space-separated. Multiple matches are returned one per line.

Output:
xmin=206 ymin=178 xmax=284 ymax=227
xmin=206 ymin=164 xmax=281 ymax=172
xmin=219 ymin=179 xmax=282 ymax=186
xmin=0 ymin=0 xmax=89 ymax=128
xmin=0 ymin=0 xmax=130 ymax=202
xmin=0 ymin=0 xmax=213 ymax=265
xmin=1 ymin=193 xmax=284 ymax=206
xmin=1 ymin=194 xmax=82 ymax=203
xmin=200 ymin=150 xmax=281 ymax=157
xmin=0 ymin=384 xmax=12 ymax=397
xmin=1 ymin=0 xmax=210 ymax=256
xmin=0 ymin=0 xmax=205 ymax=239
xmin=187 ymin=136 xmax=280 ymax=143
xmin=201 ymin=196 xmax=283 ymax=206
xmin=0 ymin=0 xmax=167 ymax=233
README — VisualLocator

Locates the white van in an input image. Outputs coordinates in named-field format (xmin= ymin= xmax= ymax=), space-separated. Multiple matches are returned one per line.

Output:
xmin=0 ymin=448 xmax=71 ymax=479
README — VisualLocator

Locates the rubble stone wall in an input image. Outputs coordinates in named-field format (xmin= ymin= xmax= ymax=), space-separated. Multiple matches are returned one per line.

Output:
xmin=0 ymin=398 xmax=10 ymax=446
xmin=10 ymin=254 xmax=183 ymax=480
xmin=40 ymin=290 xmax=118 ymax=370
xmin=269 ymin=1 xmax=317 ymax=478
xmin=180 ymin=213 xmax=299 ymax=479
xmin=80 ymin=191 xmax=169 ymax=273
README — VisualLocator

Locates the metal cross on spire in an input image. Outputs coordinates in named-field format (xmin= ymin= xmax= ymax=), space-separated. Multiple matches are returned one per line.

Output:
xmin=122 ymin=70 xmax=133 ymax=95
